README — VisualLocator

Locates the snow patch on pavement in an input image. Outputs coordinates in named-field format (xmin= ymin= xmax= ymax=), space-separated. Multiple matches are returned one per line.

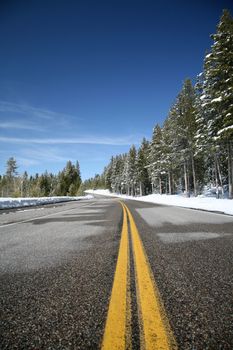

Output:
xmin=157 ymin=232 xmax=221 ymax=244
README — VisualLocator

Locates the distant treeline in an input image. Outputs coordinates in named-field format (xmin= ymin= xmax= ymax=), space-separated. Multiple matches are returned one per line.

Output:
xmin=0 ymin=158 xmax=81 ymax=197
xmin=82 ymin=10 xmax=233 ymax=199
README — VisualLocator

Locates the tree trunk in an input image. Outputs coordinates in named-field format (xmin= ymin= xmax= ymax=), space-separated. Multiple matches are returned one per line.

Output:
xmin=168 ymin=171 xmax=172 ymax=195
xmin=214 ymin=156 xmax=219 ymax=199
xmin=131 ymin=184 xmax=134 ymax=196
xmin=191 ymin=153 xmax=197 ymax=197
xmin=165 ymin=176 xmax=168 ymax=194
xmin=228 ymin=141 xmax=233 ymax=199
xmin=184 ymin=161 xmax=189 ymax=197
xmin=159 ymin=176 xmax=162 ymax=195
xmin=215 ymin=154 xmax=224 ymax=198
xmin=139 ymin=182 xmax=143 ymax=196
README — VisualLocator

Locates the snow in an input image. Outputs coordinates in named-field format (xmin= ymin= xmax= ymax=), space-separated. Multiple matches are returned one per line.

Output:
xmin=211 ymin=96 xmax=222 ymax=103
xmin=0 ymin=195 xmax=93 ymax=209
xmin=200 ymin=94 xmax=207 ymax=100
xmin=217 ymin=125 xmax=233 ymax=135
xmin=85 ymin=189 xmax=233 ymax=216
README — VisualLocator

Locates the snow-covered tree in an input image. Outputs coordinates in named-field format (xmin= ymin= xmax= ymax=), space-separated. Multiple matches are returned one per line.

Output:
xmin=148 ymin=124 xmax=165 ymax=194
xmin=104 ymin=157 xmax=114 ymax=191
xmin=162 ymin=80 xmax=197 ymax=196
xmin=198 ymin=10 xmax=233 ymax=198
xmin=136 ymin=138 xmax=150 ymax=195
xmin=122 ymin=146 xmax=137 ymax=196
xmin=110 ymin=155 xmax=124 ymax=193
xmin=161 ymin=116 xmax=178 ymax=194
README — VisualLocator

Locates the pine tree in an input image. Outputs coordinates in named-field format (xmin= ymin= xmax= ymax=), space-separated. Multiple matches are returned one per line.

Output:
xmin=38 ymin=171 xmax=51 ymax=196
xmin=75 ymin=161 xmax=82 ymax=190
xmin=55 ymin=161 xmax=82 ymax=196
xmin=5 ymin=157 xmax=18 ymax=196
xmin=21 ymin=171 xmax=29 ymax=197
xmin=148 ymin=124 xmax=164 ymax=194
xmin=198 ymin=10 xmax=233 ymax=198
xmin=104 ymin=157 xmax=114 ymax=191
xmin=162 ymin=117 xmax=177 ymax=194
xmin=167 ymin=80 xmax=198 ymax=196
xmin=195 ymin=75 xmax=225 ymax=196
xmin=122 ymin=146 xmax=137 ymax=196
xmin=136 ymin=138 xmax=150 ymax=195
xmin=6 ymin=157 xmax=18 ymax=179
xmin=110 ymin=155 xmax=124 ymax=193
xmin=0 ymin=175 xmax=8 ymax=197
xmin=122 ymin=153 xmax=130 ymax=195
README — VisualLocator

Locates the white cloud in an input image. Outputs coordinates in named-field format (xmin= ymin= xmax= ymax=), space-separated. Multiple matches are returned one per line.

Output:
xmin=0 ymin=101 xmax=78 ymax=122
xmin=17 ymin=157 xmax=40 ymax=167
xmin=0 ymin=121 xmax=44 ymax=131
xmin=0 ymin=135 xmax=138 ymax=146
xmin=21 ymin=147 xmax=72 ymax=163
xmin=3 ymin=147 xmax=75 ymax=170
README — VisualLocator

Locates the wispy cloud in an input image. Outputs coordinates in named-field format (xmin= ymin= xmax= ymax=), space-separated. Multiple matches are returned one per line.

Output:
xmin=21 ymin=147 xmax=72 ymax=163
xmin=0 ymin=136 xmax=138 ymax=145
xmin=0 ymin=101 xmax=78 ymax=122
xmin=3 ymin=146 xmax=76 ymax=170
xmin=0 ymin=121 xmax=44 ymax=131
xmin=17 ymin=157 xmax=40 ymax=167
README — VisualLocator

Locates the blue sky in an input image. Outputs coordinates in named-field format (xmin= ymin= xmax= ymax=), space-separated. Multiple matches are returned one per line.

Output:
xmin=0 ymin=0 xmax=232 ymax=180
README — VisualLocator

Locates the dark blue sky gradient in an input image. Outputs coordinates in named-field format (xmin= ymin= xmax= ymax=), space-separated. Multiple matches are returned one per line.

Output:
xmin=0 ymin=0 xmax=232 ymax=178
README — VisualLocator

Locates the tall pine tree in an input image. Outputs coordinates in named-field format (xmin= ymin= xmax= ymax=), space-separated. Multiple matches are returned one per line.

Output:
xmin=198 ymin=10 xmax=233 ymax=198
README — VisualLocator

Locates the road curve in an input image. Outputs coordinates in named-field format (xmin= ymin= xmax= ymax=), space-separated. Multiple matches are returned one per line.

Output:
xmin=0 ymin=196 xmax=233 ymax=349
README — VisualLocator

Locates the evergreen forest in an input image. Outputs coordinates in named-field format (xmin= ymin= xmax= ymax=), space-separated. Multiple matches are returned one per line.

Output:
xmin=1 ymin=10 xmax=232 ymax=199
xmin=82 ymin=10 xmax=233 ymax=199
xmin=0 ymin=158 xmax=81 ymax=197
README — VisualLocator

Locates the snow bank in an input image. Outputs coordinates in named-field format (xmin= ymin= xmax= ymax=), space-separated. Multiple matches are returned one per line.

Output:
xmin=85 ymin=189 xmax=233 ymax=216
xmin=0 ymin=195 xmax=93 ymax=210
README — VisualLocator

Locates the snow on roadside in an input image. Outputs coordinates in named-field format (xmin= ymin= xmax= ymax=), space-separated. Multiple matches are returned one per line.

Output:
xmin=85 ymin=189 xmax=233 ymax=216
xmin=0 ymin=195 xmax=93 ymax=210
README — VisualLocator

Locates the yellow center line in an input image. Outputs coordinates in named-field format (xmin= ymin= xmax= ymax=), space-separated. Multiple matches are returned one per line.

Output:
xmin=101 ymin=201 xmax=177 ymax=350
xmin=123 ymin=203 xmax=177 ymax=350
xmin=101 ymin=204 xmax=131 ymax=350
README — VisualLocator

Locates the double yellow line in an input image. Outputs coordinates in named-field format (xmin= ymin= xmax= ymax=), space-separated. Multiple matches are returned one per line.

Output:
xmin=101 ymin=202 xmax=177 ymax=350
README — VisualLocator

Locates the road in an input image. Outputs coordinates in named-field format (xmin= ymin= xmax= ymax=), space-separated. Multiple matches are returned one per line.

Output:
xmin=0 ymin=196 xmax=232 ymax=349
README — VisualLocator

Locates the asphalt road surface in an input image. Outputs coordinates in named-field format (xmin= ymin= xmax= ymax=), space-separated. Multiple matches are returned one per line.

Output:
xmin=0 ymin=196 xmax=232 ymax=349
